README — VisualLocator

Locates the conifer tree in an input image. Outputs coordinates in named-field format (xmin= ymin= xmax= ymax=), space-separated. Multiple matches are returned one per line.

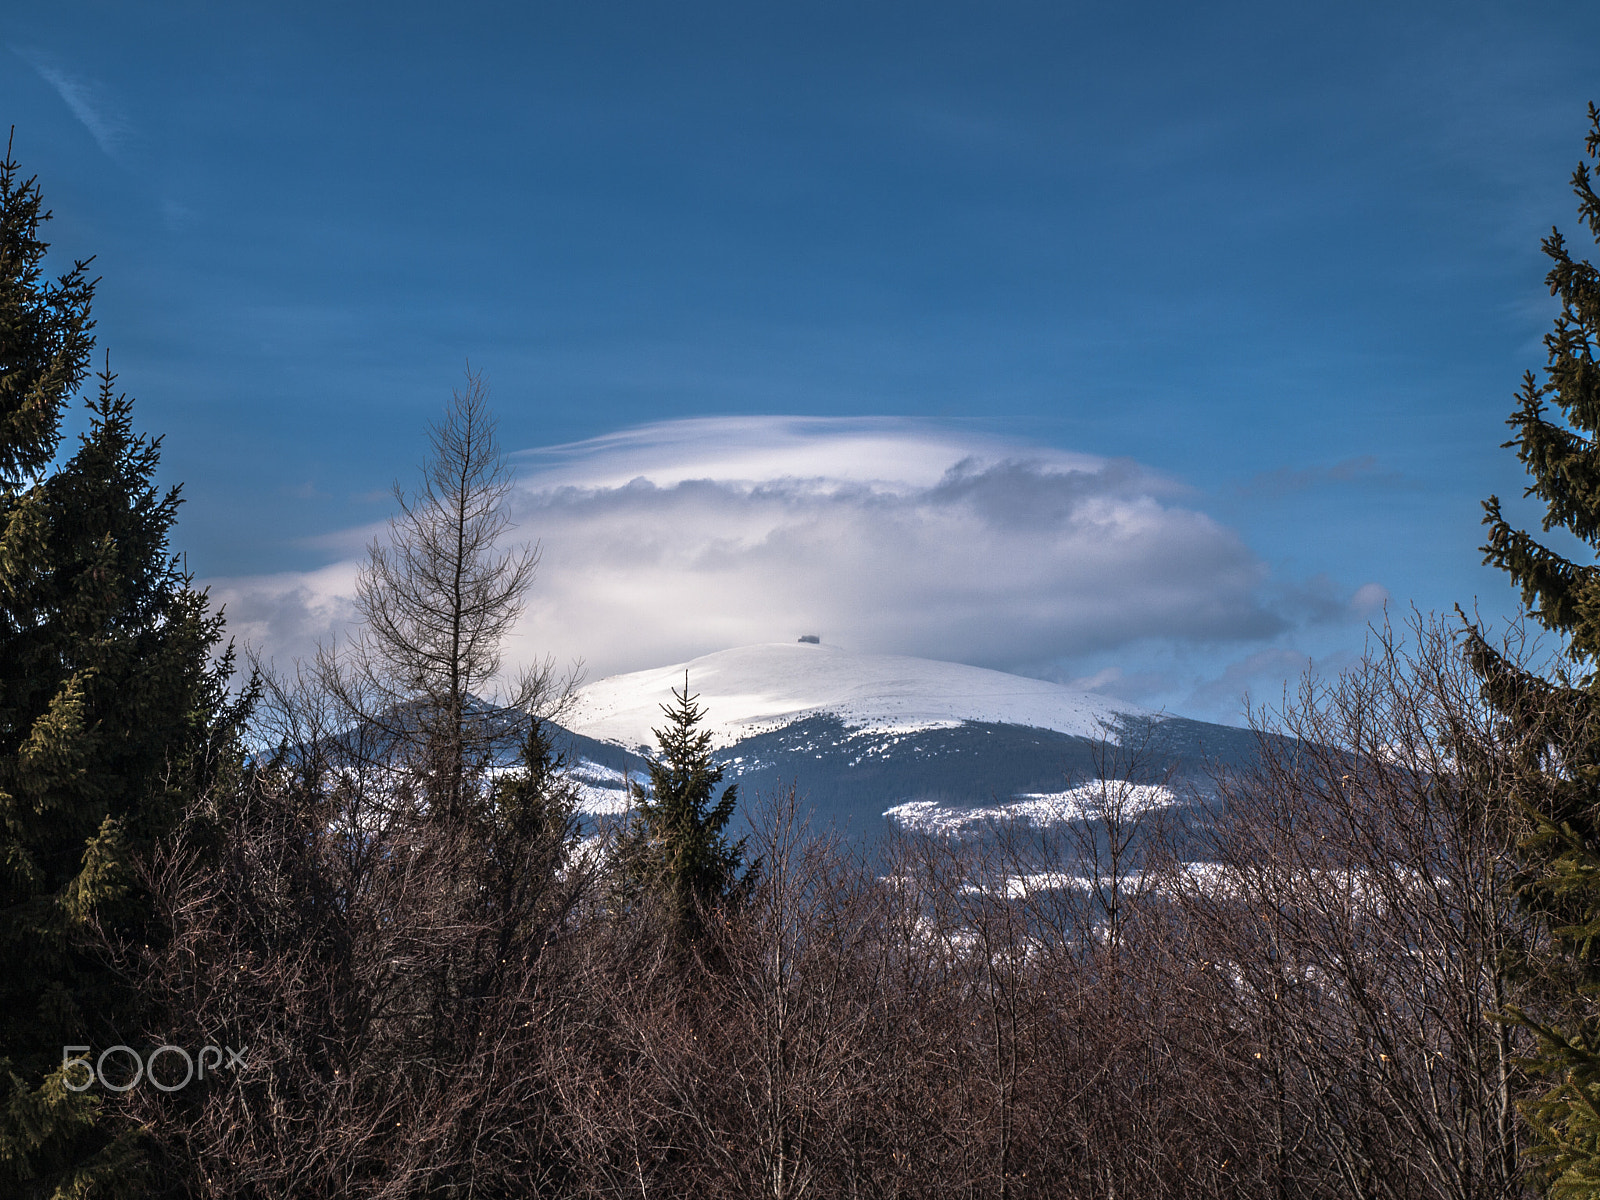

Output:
xmin=1475 ymin=102 xmax=1600 ymax=1195
xmin=485 ymin=715 xmax=580 ymax=955
xmin=0 ymin=138 xmax=230 ymax=1197
xmin=623 ymin=677 xmax=752 ymax=946
xmin=0 ymin=133 xmax=93 ymax=480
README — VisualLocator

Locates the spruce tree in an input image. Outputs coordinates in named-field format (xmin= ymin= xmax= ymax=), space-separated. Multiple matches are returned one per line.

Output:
xmin=0 ymin=139 xmax=230 ymax=1197
xmin=623 ymin=677 xmax=752 ymax=947
xmin=1475 ymin=102 xmax=1600 ymax=1196
xmin=0 ymin=133 xmax=94 ymax=480
xmin=485 ymin=715 xmax=580 ymax=955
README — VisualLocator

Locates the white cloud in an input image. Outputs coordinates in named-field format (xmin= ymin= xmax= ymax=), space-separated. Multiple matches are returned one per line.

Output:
xmin=204 ymin=561 xmax=362 ymax=673
xmin=206 ymin=417 xmax=1330 ymax=695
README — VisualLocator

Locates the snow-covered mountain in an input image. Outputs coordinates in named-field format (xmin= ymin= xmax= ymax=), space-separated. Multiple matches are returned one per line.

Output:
xmin=566 ymin=642 xmax=1150 ymax=752
xmin=556 ymin=642 xmax=1259 ymax=838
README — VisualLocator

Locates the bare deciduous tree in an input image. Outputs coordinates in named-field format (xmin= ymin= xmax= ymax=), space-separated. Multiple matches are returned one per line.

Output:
xmin=1169 ymin=614 xmax=1538 ymax=1200
xmin=325 ymin=368 xmax=560 ymax=822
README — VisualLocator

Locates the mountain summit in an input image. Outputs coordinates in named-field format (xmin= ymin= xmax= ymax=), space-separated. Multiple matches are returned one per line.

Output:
xmin=566 ymin=641 xmax=1149 ymax=753
xmin=561 ymin=644 xmax=1253 ymax=837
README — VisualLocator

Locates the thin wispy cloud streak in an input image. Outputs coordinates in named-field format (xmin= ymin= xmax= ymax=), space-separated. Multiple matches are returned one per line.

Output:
xmin=206 ymin=417 xmax=1385 ymax=716
xmin=14 ymin=47 xmax=131 ymax=159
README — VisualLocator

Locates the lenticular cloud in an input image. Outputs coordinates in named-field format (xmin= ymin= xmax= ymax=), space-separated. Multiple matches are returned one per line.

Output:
xmin=509 ymin=417 xmax=1282 ymax=676
xmin=209 ymin=416 xmax=1284 ymax=680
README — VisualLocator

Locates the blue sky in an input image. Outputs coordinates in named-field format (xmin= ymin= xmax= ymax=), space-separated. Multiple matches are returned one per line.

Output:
xmin=4 ymin=1 xmax=1597 ymax=722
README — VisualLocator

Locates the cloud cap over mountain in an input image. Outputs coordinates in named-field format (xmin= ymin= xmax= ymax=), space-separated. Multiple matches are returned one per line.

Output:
xmin=510 ymin=417 xmax=1282 ymax=671
xmin=209 ymin=416 xmax=1378 ymax=718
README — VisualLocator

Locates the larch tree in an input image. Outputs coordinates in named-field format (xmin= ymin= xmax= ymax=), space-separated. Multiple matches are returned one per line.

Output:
xmin=0 ymin=137 xmax=233 ymax=1197
xmin=313 ymin=367 xmax=579 ymax=1039
xmin=1475 ymin=102 xmax=1600 ymax=1196
xmin=320 ymin=370 xmax=549 ymax=824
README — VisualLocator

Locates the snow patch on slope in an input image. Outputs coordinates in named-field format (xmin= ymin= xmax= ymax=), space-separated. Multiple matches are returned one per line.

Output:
xmin=885 ymin=782 xmax=1178 ymax=836
xmin=567 ymin=642 xmax=1154 ymax=753
xmin=567 ymin=759 xmax=642 ymax=815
